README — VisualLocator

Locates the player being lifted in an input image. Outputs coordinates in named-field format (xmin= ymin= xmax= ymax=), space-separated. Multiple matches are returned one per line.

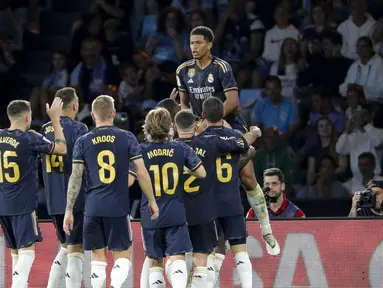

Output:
xmin=41 ymin=88 xmax=88 ymax=288
xmin=174 ymin=109 xmax=262 ymax=288
xmin=177 ymin=26 xmax=280 ymax=277
xmin=140 ymin=108 xmax=206 ymax=288
xmin=63 ymin=95 xmax=159 ymax=288
xmin=0 ymin=98 xmax=67 ymax=288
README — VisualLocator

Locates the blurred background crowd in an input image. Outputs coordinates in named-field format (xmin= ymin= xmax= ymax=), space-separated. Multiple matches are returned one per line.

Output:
xmin=1 ymin=0 xmax=383 ymax=217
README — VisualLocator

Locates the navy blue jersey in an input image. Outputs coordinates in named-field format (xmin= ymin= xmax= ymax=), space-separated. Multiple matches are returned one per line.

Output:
xmin=0 ymin=129 xmax=54 ymax=216
xmin=176 ymin=56 xmax=238 ymax=117
xmin=72 ymin=126 xmax=142 ymax=217
xmin=201 ymin=126 xmax=248 ymax=217
xmin=41 ymin=117 xmax=88 ymax=215
xmin=140 ymin=141 xmax=202 ymax=229
xmin=178 ymin=134 xmax=248 ymax=225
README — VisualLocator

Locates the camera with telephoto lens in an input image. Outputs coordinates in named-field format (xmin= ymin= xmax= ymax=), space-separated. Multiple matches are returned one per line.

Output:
xmin=357 ymin=188 xmax=376 ymax=209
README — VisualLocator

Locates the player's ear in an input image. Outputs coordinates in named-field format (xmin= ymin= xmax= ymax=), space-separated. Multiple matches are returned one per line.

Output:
xmin=281 ymin=182 xmax=285 ymax=192
xmin=91 ymin=111 xmax=96 ymax=121
xmin=25 ymin=113 xmax=29 ymax=123
xmin=112 ymin=109 xmax=116 ymax=118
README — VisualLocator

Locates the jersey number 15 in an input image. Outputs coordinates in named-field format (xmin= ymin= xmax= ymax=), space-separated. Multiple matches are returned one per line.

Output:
xmin=0 ymin=151 xmax=20 ymax=183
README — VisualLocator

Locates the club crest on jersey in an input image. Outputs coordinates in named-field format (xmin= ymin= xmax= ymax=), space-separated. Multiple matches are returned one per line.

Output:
xmin=188 ymin=68 xmax=195 ymax=78
xmin=208 ymin=73 xmax=214 ymax=83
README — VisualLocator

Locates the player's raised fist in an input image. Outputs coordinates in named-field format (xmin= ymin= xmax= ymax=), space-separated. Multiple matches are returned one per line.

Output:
xmin=250 ymin=126 xmax=262 ymax=137
xmin=149 ymin=200 xmax=159 ymax=220
xmin=46 ymin=97 xmax=63 ymax=120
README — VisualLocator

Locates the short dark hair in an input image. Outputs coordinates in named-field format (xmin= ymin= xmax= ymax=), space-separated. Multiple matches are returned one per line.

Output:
xmin=174 ymin=109 xmax=195 ymax=130
xmin=263 ymin=168 xmax=285 ymax=183
xmin=322 ymin=31 xmax=343 ymax=46
xmin=202 ymin=97 xmax=223 ymax=123
xmin=357 ymin=36 xmax=373 ymax=47
xmin=264 ymin=75 xmax=281 ymax=87
xmin=7 ymin=100 xmax=31 ymax=120
xmin=359 ymin=152 xmax=376 ymax=166
xmin=190 ymin=26 xmax=214 ymax=42
xmin=55 ymin=87 xmax=77 ymax=109
xmin=367 ymin=177 xmax=383 ymax=190
xmin=157 ymin=98 xmax=179 ymax=121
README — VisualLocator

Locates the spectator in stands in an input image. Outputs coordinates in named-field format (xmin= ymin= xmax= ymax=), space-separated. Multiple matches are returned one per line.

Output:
xmin=0 ymin=32 xmax=16 ymax=75
xmin=337 ymin=0 xmax=376 ymax=60
xmin=70 ymin=36 xmax=119 ymax=119
xmin=252 ymin=76 xmax=299 ymax=138
xmin=269 ymin=37 xmax=305 ymax=99
xmin=145 ymin=7 xmax=187 ymax=66
xmin=307 ymin=88 xmax=346 ymax=134
xmin=349 ymin=177 xmax=383 ymax=217
xmin=90 ymin=0 xmax=130 ymax=22
xmin=214 ymin=0 xmax=264 ymax=87
xmin=339 ymin=36 xmax=383 ymax=103
xmin=246 ymin=168 xmax=305 ymax=218
xmin=298 ymin=31 xmax=353 ymax=98
xmin=297 ymin=155 xmax=350 ymax=198
xmin=344 ymin=152 xmax=376 ymax=194
xmin=117 ymin=62 xmax=144 ymax=110
xmin=345 ymin=84 xmax=366 ymax=120
xmin=103 ymin=18 xmax=133 ymax=65
xmin=188 ymin=8 xmax=208 ymax=30
xmin=252 ymin=127 xmax=297 ymax=196
xmin=305 ymin=116 xmax=348 ymax=185
xmin=30 ymin=51 xmax=69 ymax=122
xmin=336 ymin=105 xmax=383 ymax=181
xmin=330 ymin=0 xmax=349 ymax=25
xmin=71 ymin=14 xmax=105 ymax=67
xmin=253 ymin=3 xmax=299 ymax=88
xmin=300 ymin=3 xmax=335 ymax=55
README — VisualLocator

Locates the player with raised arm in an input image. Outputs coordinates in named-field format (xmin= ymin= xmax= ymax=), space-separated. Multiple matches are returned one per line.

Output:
xmin=63 ymin=95 xmax=159 ymax=288
xmin=174 ymin=109 xmax=262 ymax=288
xmin=0 ymin=98 xmax=67 ymax=288
xmin=41 ymin=88 xmax=88 ymax=288
xmin=201 ymin=97 xmax=277 ymax=288
xmin=140 ymin=108 xmax=206 ymax=288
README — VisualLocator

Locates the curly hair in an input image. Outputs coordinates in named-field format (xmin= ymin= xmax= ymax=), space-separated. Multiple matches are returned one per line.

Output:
xmin=143 ymin=108 xmax=173 ymax=142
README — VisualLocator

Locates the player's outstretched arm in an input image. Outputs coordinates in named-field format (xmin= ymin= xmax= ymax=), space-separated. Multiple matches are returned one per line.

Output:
xmin=46 ymin=97 xmax=67 ymax=155
xmin=132 ymin=158 xmax=159 ymax=220
xmin=63 ymin=163 xmax=84 ymax=234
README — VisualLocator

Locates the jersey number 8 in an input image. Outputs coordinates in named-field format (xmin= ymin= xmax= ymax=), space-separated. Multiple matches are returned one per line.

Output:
xmin=0 ymin=151 xmax=20 ymax=183
xmin=97 ymin=150 xmax=116 ymax=184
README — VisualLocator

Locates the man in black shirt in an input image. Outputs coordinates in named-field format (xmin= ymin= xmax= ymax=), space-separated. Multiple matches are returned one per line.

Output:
xmin=349 ymin=178 xmax=383 ymax=217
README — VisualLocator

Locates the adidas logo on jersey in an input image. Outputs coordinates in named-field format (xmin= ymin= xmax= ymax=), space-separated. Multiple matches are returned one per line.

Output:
xmin=188 ymin=79 xmax=193 ymax=83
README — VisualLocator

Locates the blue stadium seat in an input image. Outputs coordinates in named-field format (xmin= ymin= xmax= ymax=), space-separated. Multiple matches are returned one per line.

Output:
xmin=239 ymin=89 xmax=263 ymax=108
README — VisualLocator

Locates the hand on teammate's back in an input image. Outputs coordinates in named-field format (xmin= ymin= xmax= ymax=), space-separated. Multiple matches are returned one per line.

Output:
xmin=46 ymin=97 xmax=63 ymax=120
xmin=148 ymin=200 xmax=160 ymax=220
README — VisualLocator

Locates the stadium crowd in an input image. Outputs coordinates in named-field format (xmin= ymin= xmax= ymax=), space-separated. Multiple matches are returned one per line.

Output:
xmin=1 ymin=0 xmax=383 ymax=212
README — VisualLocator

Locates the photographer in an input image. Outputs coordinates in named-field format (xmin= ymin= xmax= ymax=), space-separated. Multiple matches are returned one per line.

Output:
xmin=348 ymin=178 xmax=383 ymax=217
xmin=246 ymin=168 xmax=305 ymax=218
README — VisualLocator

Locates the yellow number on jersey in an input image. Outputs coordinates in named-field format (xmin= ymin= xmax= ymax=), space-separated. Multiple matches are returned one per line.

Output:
xmin=183 ymin=171 xmax=199 ymax=193
xmin=46 ymin=155 xmax=64 ymax=173
xmin=0 ymin=151 xmax=20 ymax=183
xmin=216 ymin=153 xmax=232 ymax=183
xmin=149 ymin=163 xmax=179 ymax=197
xmin=97 ymin=150 xmax=116 ymax=184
